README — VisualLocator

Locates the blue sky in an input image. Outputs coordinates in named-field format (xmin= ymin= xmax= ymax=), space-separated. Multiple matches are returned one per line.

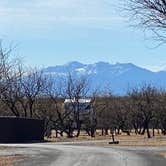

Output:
xmin=0 ymin=0 xmax=166 ymax=71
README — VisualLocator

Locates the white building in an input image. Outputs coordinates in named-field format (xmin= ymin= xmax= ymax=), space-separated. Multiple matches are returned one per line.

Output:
xmin=64 ymin=98 xmax=92 ymax=112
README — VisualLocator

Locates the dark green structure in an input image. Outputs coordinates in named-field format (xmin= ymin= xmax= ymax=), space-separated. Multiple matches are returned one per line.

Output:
xmin=0 ymin=117 xmax=44 ymax=143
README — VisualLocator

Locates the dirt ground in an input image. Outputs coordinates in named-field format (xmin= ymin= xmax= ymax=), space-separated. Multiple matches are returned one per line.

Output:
xmin=160 ymin=152 xmax=166 ymax=158
xmin=0 ymin=154 xmax=25 ymax=166
xmin=0 ymin=147 xmax=25 ymax=166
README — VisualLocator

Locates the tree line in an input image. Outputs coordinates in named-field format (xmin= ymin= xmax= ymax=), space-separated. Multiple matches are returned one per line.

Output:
xmin=97 ymin=86 xmax=166 ymax=138
xmin=0 ymin=43 xmax=166 ymax=138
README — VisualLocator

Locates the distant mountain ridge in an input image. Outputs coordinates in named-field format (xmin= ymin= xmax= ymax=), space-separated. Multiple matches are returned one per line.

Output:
xmin=43 ymin=61 xmax=166 ymax=95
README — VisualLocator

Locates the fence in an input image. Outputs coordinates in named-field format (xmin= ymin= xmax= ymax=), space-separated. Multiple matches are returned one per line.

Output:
xmin=0 ymin=117 xmax=44 ymax=143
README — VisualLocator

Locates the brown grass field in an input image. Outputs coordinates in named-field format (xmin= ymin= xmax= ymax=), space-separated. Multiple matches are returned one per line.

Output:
xmin=47 ymin=129 xmax=166 ymax=147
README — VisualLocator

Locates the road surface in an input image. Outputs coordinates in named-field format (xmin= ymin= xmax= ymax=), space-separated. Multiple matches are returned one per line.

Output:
xmin=0 ymin=142 xmax=166 ymax=166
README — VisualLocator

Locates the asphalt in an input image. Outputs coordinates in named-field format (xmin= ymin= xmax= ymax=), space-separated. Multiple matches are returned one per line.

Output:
xmin=0 ymin=142 xmax=166 ymax=166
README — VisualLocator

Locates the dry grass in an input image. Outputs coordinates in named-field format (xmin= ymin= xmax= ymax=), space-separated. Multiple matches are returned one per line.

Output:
xmin=47 ymin=130 xmax=166 ymax=147
xmin=114 ymin=140 xmax=166 ymax=146
xmin=47 ymin=132 xmax=166 ymax=142
xmin=69 ymin=139 xmax=166 ymax=147
xmin=47 ymin=133 xmax=143 ymax=142
xmin=47 ymin=135 xmax=102 ymax=142
xmin=0 ymin=154 xmax=25 ymax=166
xmin=0 ymin=146 xmax=22 ymax=150
xmin=0 ymin=147 xmax=11 ymax=150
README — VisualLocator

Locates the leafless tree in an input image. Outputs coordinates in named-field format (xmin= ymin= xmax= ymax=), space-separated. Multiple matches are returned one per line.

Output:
xmin=45 ymin=77 xmax=75 ymax=138
xmin=96 ymin=94 xmax=114 ymax=136
xmin=128 ymin=85 xmax=159 ymax=138
xmin=0 ymin=41 xmax=48 ymax=118
xmin=45 ymin=73 xmax=95 ymax=138
xmin=127 ymin=96 xmax=144 ymax=135
xmin=113 ymin=97 xmax=132 ymax=135
xmin=63 ymin=74 xmax=90 ymax=137
xmin=156 ymin=91 xmax=166 ymax=135
xmin=0 ymin=42 xmax=18 ymax=95
xmin=34 ymin=97 xmax=58 ymax=137
xmin=82 ymin=92 xmax=97 ymax=137
xmin=19 ymin=69 xmax=47 ymax=118
xmin=1 ymin=65 xmax=24 ymax=117
xmin=125 ymin=0 xmax=166 ymax=43
xmin=0 ymin=42 xmax=25 ymax=117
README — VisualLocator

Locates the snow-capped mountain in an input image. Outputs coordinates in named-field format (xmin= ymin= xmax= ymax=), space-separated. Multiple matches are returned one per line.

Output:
xmin=43 ymin=61 xmax=166 ymax=95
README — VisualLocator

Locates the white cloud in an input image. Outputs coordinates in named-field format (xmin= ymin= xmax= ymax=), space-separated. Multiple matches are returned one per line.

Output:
xmin=0 ymin=0 xmax=125 ymax=32
xmin=142 ymin=64 xmax=166 ymax=72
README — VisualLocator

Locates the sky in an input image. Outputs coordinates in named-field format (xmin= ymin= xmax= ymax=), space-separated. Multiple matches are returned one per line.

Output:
xmin=0 ymin=0 xmax=166 ymax=71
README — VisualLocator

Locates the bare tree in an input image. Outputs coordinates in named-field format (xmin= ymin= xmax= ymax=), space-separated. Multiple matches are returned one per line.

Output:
xmin=127 ymin=96 xmax=144 ymax=135
xmin=34 ymin=97 xmax=59 ymax=137
xmin=82 ymin=93 xmax=97 ymax=137
xmin=0 ymin=42 xmax=25 ymax=117
xmin=63 ymin=74 xmax=90 ymax=137
xmin=96 ymin=94 xmax=114 ymax=136
xmin=19 ymin=69 xmax=47 ymax=118
xmin=0 ymin=42 xmax=17 ymax=95
xmin=0 ymin=41 xmax=48 ymax=118
xmin=1 ymin=66 xmax=24 ymax=117
xmin=156 ymin=91 xmax=166 ymax=135
xmin=46 ymin=77 xmax=76 ymax=138
xmin=125 ymin=0 xmax=166 ymax=43
xmin=128 ymin=85 xmax=159 ymax=138
xmin=45 ymin=73 xmax=95 ymax=138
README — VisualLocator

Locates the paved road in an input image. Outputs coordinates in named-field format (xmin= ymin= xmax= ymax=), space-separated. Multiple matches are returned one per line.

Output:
xmin=0 ymin=143 xmax=166 ymax=166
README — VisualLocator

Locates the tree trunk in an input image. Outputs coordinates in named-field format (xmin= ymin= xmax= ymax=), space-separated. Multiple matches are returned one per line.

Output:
xmin=138 ymin=128 xmax=142 ymax=135
xmin=105 ymin=128 xmax=108 ymax=135
xmin=56 ymin=130 xmax=58 ymax=138
xmin=29 ymin=104 xmax=33 ymax=118
xmin=90 ymin=128 xmax=95 ymax=137
xmin=86 ymin=129 xmax=91 ymax=136
xmin=76 ymin=121 xmax=81 ymax=137
xmin=147 ymin=126 xmax=151 ymax=138
xmin=141 ymin=127 xmax=146 ymax=135
xmin=133 ymin=124 xmax=138 ymax=135
xmin=157 ymin=129 xmax=160 ymax=135
xmin=117 ymin=128 xmax=121 ymax=135
xmin=101 ymin=128 xmax=104 ymax=136
xmin=153 ymin=128 xmax=155 ymax=137
xmin=135 ymin=128 xmax=138 ymax=135
xmin=111 ymin=133 xmax=115 ymax=142
xmin=67 ymin=126 xmax=73 ymax=138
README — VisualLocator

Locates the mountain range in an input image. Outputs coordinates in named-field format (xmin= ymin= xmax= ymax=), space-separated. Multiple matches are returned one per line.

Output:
xmin=43 ymin=61 xmax=166 ymax=95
